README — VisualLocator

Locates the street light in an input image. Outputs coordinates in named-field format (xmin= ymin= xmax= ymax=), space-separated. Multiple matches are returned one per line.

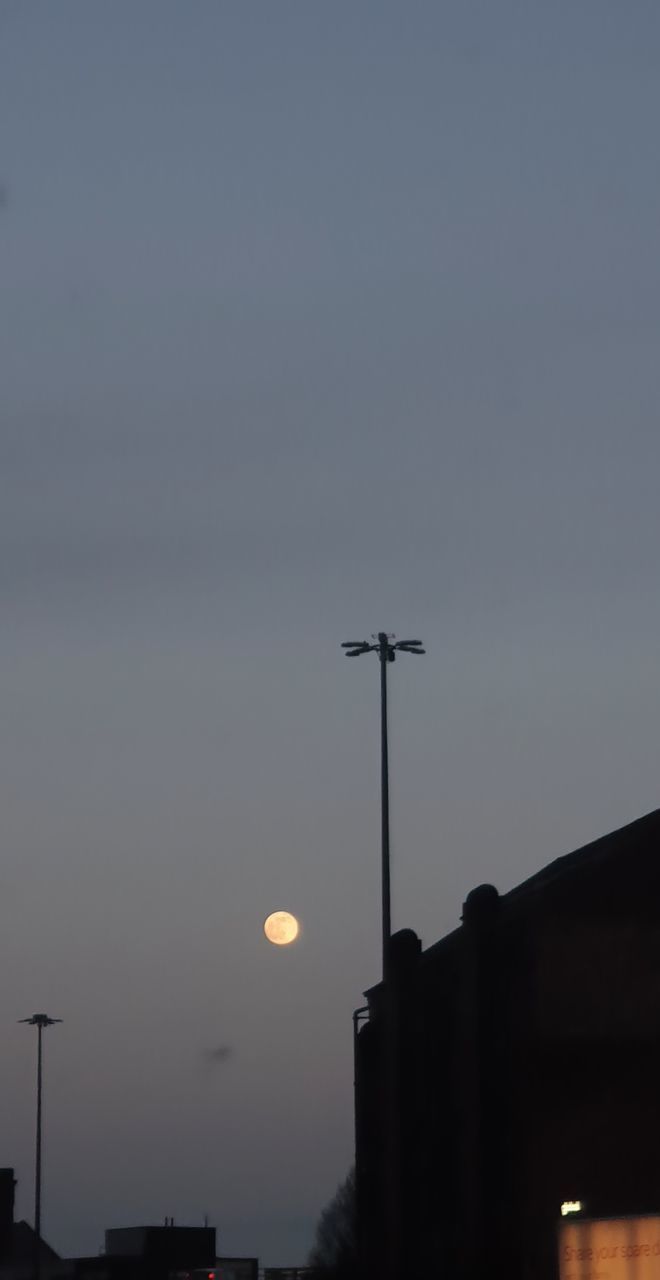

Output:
xmin=19 ymin=1014 xmax=62 ymax=1280
xmin=341 ymin=632 xmax=425 ymax=976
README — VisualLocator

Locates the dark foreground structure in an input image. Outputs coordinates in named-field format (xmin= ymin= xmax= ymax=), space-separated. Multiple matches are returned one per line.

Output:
xmin=0 ymin=1181 xmax=258 ymax=1280
xmin=355 ymin=810 xmax=660 ymax=1280
xmin=72 ymin=1227 xmax=256 ymax=1280
xmin=0 ymin=1170 xmax=64 ymax=1280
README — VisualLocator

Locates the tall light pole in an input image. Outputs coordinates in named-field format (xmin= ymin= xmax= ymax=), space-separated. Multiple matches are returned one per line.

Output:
xmin=341 ymin=633 xmax=425 ymax=976
xmin=19 ymin=1014 xmax=62 ymax=1280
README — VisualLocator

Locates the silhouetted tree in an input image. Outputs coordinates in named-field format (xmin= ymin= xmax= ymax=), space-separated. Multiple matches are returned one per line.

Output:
xmin=308 ymin=1167 xmax=358 ymax=1279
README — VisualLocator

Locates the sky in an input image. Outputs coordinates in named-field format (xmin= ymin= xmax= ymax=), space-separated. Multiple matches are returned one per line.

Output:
xmin=2 ymin=0 xmax=660 ymax=1265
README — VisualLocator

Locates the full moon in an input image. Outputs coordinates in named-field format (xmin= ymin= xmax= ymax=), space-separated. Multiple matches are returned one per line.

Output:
xmin=264 ymin=911 xmax=300 ymax=946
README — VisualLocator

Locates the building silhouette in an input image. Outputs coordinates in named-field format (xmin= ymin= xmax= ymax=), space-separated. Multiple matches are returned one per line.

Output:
xmin=355 ymin=810 xmax=660 ymax=1280
xmin=71 ymin=1225 xmax=256 ymax=1280
xmin=0 ymin=1178 xmax=257 ymax=1280
xmin=0 ymin=1170 xmax=65 ymax=1280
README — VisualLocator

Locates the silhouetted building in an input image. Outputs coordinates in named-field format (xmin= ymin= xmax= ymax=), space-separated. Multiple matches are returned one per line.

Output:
xmin=72 ymin=1225 xmax=216 ymax=1280
xmin=0 ymin=1170 xmax=64 ymax=1280
xmin=105 ymin=1227 xmax=215 ymax=1273
xmin=71 ymin=1225 xmax=258 ymax=1280
xmin=355 ymin=810 xmax=660 ymax=1280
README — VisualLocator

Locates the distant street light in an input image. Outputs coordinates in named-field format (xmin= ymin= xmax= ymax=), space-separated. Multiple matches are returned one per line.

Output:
xmin=19 ymin=1014 xmax=62 ymax=1280
xmin=341 ymin=633 xmax=425 ymax=976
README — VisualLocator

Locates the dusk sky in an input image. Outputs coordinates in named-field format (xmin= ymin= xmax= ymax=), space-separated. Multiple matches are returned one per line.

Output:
xmin=2 ymin=0 xmax=660 ymax=1265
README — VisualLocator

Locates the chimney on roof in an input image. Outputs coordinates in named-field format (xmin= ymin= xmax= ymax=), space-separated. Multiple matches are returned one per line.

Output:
xmin=0 ymin=1169 xmax=16 ymax=1262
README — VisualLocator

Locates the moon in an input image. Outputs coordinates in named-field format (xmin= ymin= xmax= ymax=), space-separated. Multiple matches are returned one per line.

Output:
xmin=264 ymin=911 xmax=300 ymax=946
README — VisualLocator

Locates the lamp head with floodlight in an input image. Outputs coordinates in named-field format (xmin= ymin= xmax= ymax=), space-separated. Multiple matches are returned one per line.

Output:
xmin=18 ymin=1014 xmax=63 ymax=1028
xmin=341 ymin=634 xmax=426 ymax=661
xmin=341 ymin=640 xmax=375 ymax=657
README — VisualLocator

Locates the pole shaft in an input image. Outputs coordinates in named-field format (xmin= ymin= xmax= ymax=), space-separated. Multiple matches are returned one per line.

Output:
xmin=35 ymin=1025 xmax=42 ymax=1280
xmin=380 ymin=639 xmax=391 ymax=974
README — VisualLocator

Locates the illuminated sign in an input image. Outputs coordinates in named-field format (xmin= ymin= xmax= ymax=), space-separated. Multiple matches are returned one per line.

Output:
xmin=561 ymin=1202 xmax=583 ymax=1217
xmin=559 ymin=1215 xmax=660 ymax=1280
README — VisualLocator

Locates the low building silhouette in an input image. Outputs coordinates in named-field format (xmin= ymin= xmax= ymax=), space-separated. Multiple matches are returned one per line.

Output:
xmin=0 ymin=1175 xmax=259 ymax=1280
xmin=0 ymin=1169 xmax=64 ymax=1280
xmin=355 ymin=810 xmax=660 ymax=1280
xmin=105 ymin=1226 xmax=215 ymax=1274
xmin=70 ymin=1224 xmax=256 ymax=1280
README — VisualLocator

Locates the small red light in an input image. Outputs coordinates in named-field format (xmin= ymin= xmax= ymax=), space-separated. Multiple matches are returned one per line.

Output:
xmin=208 ymin=1272 xmax=215 ymax=1277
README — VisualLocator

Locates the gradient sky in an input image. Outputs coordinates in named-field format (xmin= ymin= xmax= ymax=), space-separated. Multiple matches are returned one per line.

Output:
xmin=2 ymin=0 xmax=660 ymax=1265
